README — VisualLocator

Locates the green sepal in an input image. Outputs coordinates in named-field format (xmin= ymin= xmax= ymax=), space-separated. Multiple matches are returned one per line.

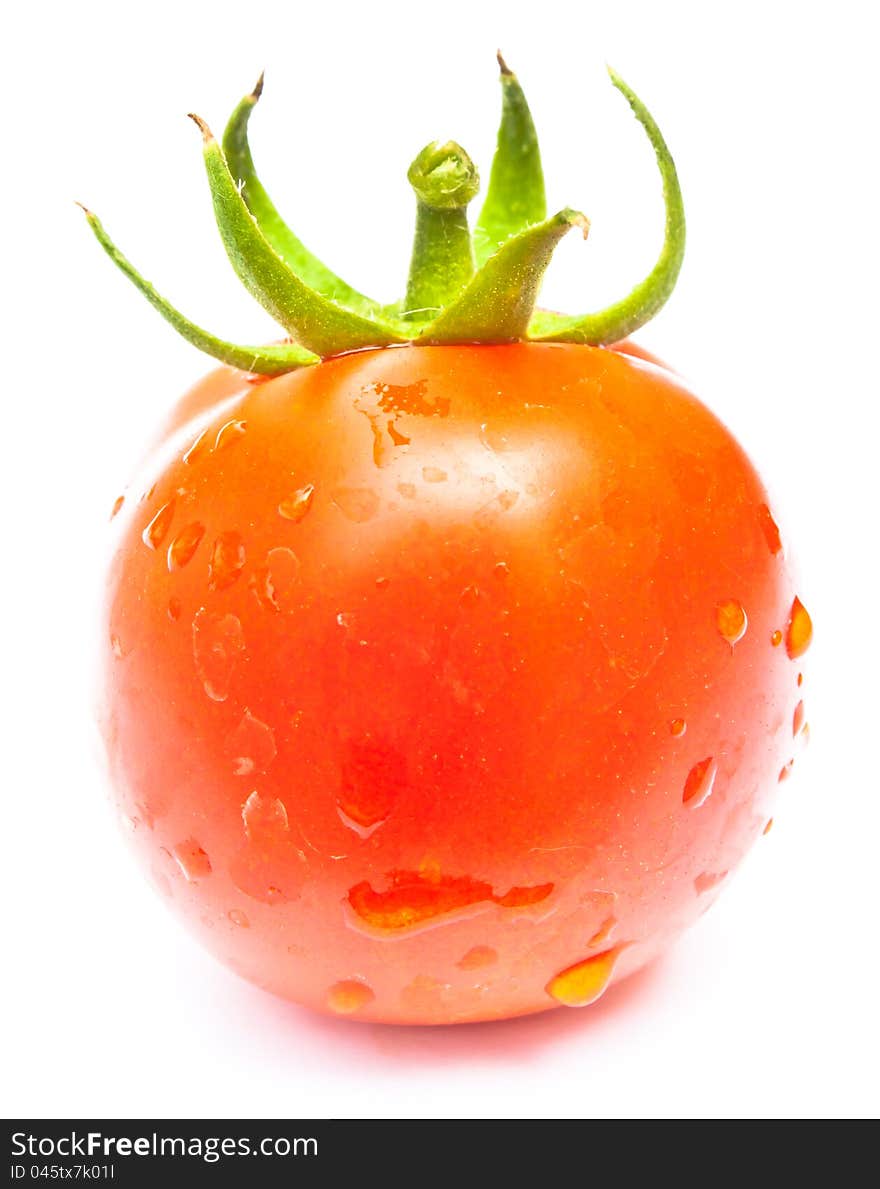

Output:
xmin=528 ymin=69 xmax=685 ymax=346
xmin=79 ymin=206 xmax=319 ymax=375
xmin=191 ymin=115 xmax=406 ymax=356
xmin=417 ymin=208 xmax=587 ymax=345
xmin=221 ymin=76 xmax=382 ymax=318
xmin=473 ymin=53 xmax=547 ymax=267
xmin=403 ymin=141 xmax=479 ymax=319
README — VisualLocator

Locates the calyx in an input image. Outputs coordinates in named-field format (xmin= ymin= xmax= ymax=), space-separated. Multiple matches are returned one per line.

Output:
xmin=82 ymin=54 xmax=685 ymax=376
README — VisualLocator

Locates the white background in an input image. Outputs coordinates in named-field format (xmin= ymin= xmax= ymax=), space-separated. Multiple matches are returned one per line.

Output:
xmin=2 ymin=0 xmax=878 ymax=1119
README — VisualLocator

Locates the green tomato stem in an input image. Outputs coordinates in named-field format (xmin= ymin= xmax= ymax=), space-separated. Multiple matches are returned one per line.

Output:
xmin=418 ymin=208 xmax=587 ymax=344
xmin=528 ymin=69 xmax=685 ymax=346
xmin=474 ymin=53 xmax=547 ymax=265
xmin=191 ymin=115 xmax=406 ymax=356
xmin=403 ymin=141 xmax=479 ymax=319
xmin=78 ymin=206 xmax=319 ymax=375
xmin=221 ymin=75 xmax=382 ymax=318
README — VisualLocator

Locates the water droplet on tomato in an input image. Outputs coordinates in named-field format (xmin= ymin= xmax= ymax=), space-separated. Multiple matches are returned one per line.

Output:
xmin=250 ymin=547 xmax=300 ymax=613
xmin=793 ymin=700 xmax=806 ymax=736
xmin=278 ymin=484 xmax=315 ymax=523
xmin=183 ymin=428 xmax=211 ymax=465
xmin=168 ymin=522 xmax=205 ymax=570
xmin=228 ymin=908 xmax=250 ymax=928
xmin=494 ymin=561 xmax=510 ymax=579
xmin=375 ymin=575 xmax=390 ymax=588
xmin=670 ymin=717 xmax=687 ymax=737
xmin=588 ymin=916 xmax=617 ymax=947
xmin=422 ymin=466 xmax=447 ymax=483
xmin=327 ymin=979 xmax=375 ymax=1015
xmin=401 ymin=975 xmax=451 ymax=1013
xmin=779 ymin=760 xmax=794 ymax=782
xmin=110 ymin=634 xmax=124 ymax=658
xmin=694 ymin=870 xmax=727 ymax=895
xmin=208 ymin=531 xmax=246 ymax=590
xmin=172 ymin=839 xmax=212 ymax=882
xmin=716 ymin=599 xmax=748 ymax=646
xmin=337 ymin=737 xmax=403 ymax=835
xmin=785 ymin=597 xmax=813 ymax=659
xmin=167 ymin=597 xmax=181 ymax=621
xmin=214 ymin=418 xmax=247 ymax=452
xmin=757 ymin=502 xmax=783 ymax=555
xmin=546 ymin=947 xmax=622 ymax=1007
xmin=337 ymin=612 xmax=354 ymax=629
xmin=683 ymin=756 xmax=717 ymax=807
xmin=332 ymin=486 xmax=380 ymax=522
xmin=456 ymin=945 xmax=498 ymax=970
xmin=227 ymin=710 xmax=277 ymax=776
xmin=142 ymin=500 xmax=175 ymax=550
xmin=771 ymin=629 xmax=783 ymax=647
xmin=110 ymin=495 xmax=125 ymax=519
xmin=346 ymin=871 xmax=553 ymax=935
xmin=192 ymin=609 xmax=245 ymax=701
xmin=242 ymin=790 xmax=289 ymax=843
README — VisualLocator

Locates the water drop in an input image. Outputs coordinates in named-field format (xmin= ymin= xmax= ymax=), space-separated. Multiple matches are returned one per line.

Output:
xmin=778 ymin=760 xmax=794 ymax=782
xmin=110 ymin=495 xmax=125 ymax=520
xmin=110 ymin=634 xmax=123 ymax=659
xmin=168 ymin=522 xmax=205 ymax=570
xmin=546 ymin=947 xmax=622 ymax=1007
xmin=332 ymin=487 xmax=380 ymax=523
xmin=456 ymin=945 xmax=498 ymax=970
xmin=422 ymin=466 xmax=447 ymax=483
xmin=337 ymin=736 xmax=403 ymax=834
xmin=278 ymin=484 xmax=315 ymax=523
xmin=228 ymin=909 xmax=250 ymax=928
xmin=375 ymin=576 xmax=390 ymax=589
xmin=192 ymin=608 xmax=245 ymax=701
xmin=757 ymin=502 xmax=783 ymax=555
xmin=167 ymin=597 xmax=181 ymax=621
xmin=208 ymin=531 xmax=246 ymax=590
xmin=327 ymin=979 xmax=375 ymax=1015
xmin=172 ymin=839 xmax=212 ymax=882
xmin=683 ymin=756 xmax=717 ymax=807
xmin=183 ymin=428 xmax=211 ymax=466
xmin=346 ymin=870 xmax=552 ymax=934
xmin=793 ymin=700 xmax=805 ymax=736
xmin=771 ymin=629 xmax=783 ymax=647
xmin=142 ymin=500 xmax=175 ymax=550
xmin=716 ymin=599 xmax=747 ymax=646
xmin=588 ymin=916 xmax=617 ymax=947
xmin=494 ymin=561 xmax=510 ymax=579
xmin=242 ymin=790 xmax=289 ymax=843
xmin=337 ymin=612 xmax=354 ymax=629
xmin=214 ymin=418 xmax=247 ymax=452
xmin=669 ymin=718 xmax=687 ymax=737
xmin=694 ymin=870 xmax=727 ymax=895
xmin=250 ymin=547 xmax=300 ymax=613
xmin=227 ymin=710 xmax=277 ymax=776
xmin=785 ymin=597 xmax=813 ymax=659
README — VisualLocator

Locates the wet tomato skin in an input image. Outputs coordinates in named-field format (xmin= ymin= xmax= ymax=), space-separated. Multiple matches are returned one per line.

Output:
xmin=101 ymin=343 xmax=806 ymax=1023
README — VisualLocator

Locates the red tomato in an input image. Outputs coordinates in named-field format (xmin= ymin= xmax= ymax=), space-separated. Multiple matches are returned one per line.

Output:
xmin=100 ymin=342 xmax=810 ymax=1023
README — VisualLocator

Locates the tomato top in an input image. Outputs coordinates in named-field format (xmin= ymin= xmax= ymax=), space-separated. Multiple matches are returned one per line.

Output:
xmin=81 ymin=55 xmax=685 ymax=375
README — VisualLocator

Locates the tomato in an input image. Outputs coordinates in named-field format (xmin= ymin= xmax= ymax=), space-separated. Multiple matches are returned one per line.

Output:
xmin=100 ymin=341 xmax=809 ymax=1023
